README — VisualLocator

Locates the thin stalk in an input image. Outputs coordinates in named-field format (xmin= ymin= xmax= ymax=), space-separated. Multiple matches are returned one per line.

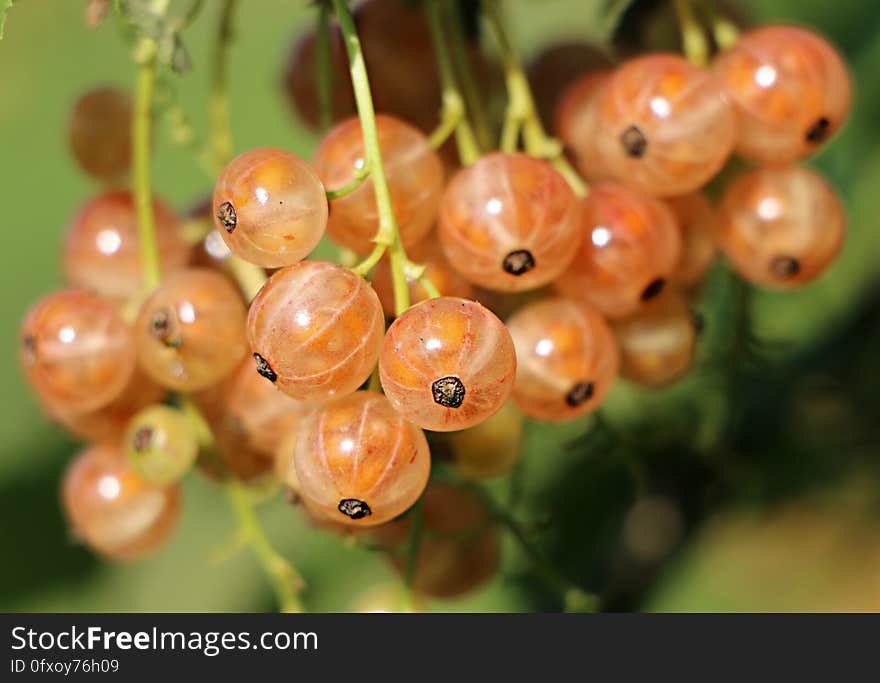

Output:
xmin=133 ymin=55 xmax=161 ymax=290
xmin=673 ymin=0 xmax=710 ymax=66
xmin=483 ymin=1 xmax=587 ymax=197
xmin=325 ymin=164 xmax=370 ymax=200
xmin=332 ymin=0 xmax=411 ymax=315
xmin=209 ymin=0 xmax=239 ymax=173
xmin=425 ymin=0 xmax=480 ymax=165
xmin=226 ymin=480 xmax=306 ymax=613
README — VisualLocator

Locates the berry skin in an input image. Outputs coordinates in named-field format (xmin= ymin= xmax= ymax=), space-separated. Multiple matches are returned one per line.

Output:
xmin=379 ymin=297 xmax=516 ymax=432
xmin=371 ymin=234 xmax=477 ymax=317
xmin=613 ymin=289 xmax=700 ymax=387
xmin=293 ymin=392 xmax=431 ymax=526
xmin=247 ymin=261 xmax=385 ymax=401
xmin=373 ymin=482 xmax=499 ymax=598
xmin=62 ymin=442 xmax=181 ymax=560
xmin=447 ymin=401 xmax=524 ymax=479
xmin=666 ymin=193 xmax=718 ymax=287
xmin=594 ymin=54 xmax=735 ymax=197
xmin=506 ymin=298 xmax=619 ymax=421
xmin=312 ymin=115 xmax=444 ymax=254
xmin=64 ymin=190 xmax=189 ymax=302
xmin=135 ymin=269 xmax=248 ymax=391
xmin=438 ymin=153 xmax=582 ymax=292
xmin=68 ymin=87 xmax=132 ymax=180
xmin=715 ymin=166 xmax=845 ymax=288
xmin=212 ymin=148 xmax=328 ymax=268
xmin=45 ymin=366 xmax=165 ymax=442
xmin=555 ymin=70 xmax=613 ymax=183
xmin=124 ymin=405 xmax=198 ymax=486
xmin=20 ymin=289 xmax=136 ymax=414
xmin=556 ymin=184 xmax=682 ymax=319
xmin=713 ymin=25 xmax=852 ymax=166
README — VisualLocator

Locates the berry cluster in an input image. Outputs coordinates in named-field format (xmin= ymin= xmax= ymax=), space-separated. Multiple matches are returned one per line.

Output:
xmin=18 ymin=0 xmax=852 ymax=606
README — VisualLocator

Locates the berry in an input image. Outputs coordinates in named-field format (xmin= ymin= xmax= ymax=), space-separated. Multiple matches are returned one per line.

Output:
xmin=45 ymin=366 xmax=165 ymax=442
xmin=614 ymin=289 xmax=700 ymax=387
xmin=64 ymin=190 xmax=189 ymax=302
xmin=374 ymin=482 xmax=499 ymax=598
xmin=212 ymin=148 xmax=328 ymax=268
xmin=507 ymin=298 xmax=619 ymax=421
xmin=135 ymin=269 xmax=248 ymax=391
xmin=714 ymin=25 xmax=852 ymax=166
xmin=68 ymin=87 xmax=132 ymax=180
xmin=62 ymin=442 xmax=181 ymax=560
xmin=438 ymin=153 xmax=582 ymax=292
xmin=247 ymin=261 xmax=384 ymax=401
xmin=594 ymin=54 xmax=735 ymax=196
xmin=312 ymin=115 xmax=444 ymax=254
xmin=20 ymin=289 xmax=135 ymax=413
xmin=666 ymin=193 xmax=717 ymax=287
xmin=447 ymin=401 xmax=524 ymax=479
xmin=555 ymin=70 xmax=613 ymax=183
xmin=370 ymin=234 xmax=477 ymax=317
xmin=715 ymin=166 xmax=845 ymax=288
xmin=124 ymin=405 xmax=198 ymax=485
xmin=282 ymin=24 xmax=355 ymax=128
xmin=379 ymin=297 xmax=516 ymax=432
xmin=557 ymin=184 xmax=682 ymax=318
xmin=293 ymin=392 xmax=431 ymax=526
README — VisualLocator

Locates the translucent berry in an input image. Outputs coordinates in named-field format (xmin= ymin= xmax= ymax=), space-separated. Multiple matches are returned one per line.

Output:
xmin=527 ymin=41 xmax=613 ymax=130
xmin=557 ymin=184 xmax=682 ymax=318
xmin=507 ymin=298 xmax=618 ymax=421
xmin=212 ymin=147 xmax=328 ymax=268
xmin=20 ymin=289 xmax=135 ymax=413
xmin=312 ymin=115 xmax=444 ymax=254
xmin=46 ymin=366 xmax=165 ymax=442
xmin=68 ymin=87 xmax=132 ymax=180
xmin=374 ymin=482 xmax=499 ymax=598
xmin=211 ymin=358 xmax=311 ymax=456
xmin=135 ymin=269 xmax=247 ymax=391
xmin=715 ymin=166 xmax=845 ymax=288
xmin=438 ymin=153 xmax=582 ymax=292
xmin=64 ymin=190 xmax=189 ymax=302
xmin=666 ymin=193 xmax=717 ymax=287
xmin=614 ymin=289 xmax=700 ymax=387
xmin=379 ymin=297 xmax=516 ymax=431
xmin=714 ymin=25 xmax=852 ymax=166
xmin=282 ymin=24 xmax=355 ymax=128
xmin=124 ymin=405 xmax=198 ymax=486
xmin=371 ymin=234 xmax=477 ymax=317
xmin=293 ymin=392 xmax=431 ymax=526
xmin=247 ymin=261 xmax=384 ymax=401
xmin=62 ymin=442 xmax=180 ymax=560
xmin=594 ymin=54 xmax=735 ymax=196
xmin=555 ymin=70 xmax=613 ymax=183
xmin=447 ymin=401 xmax=524 ymax=479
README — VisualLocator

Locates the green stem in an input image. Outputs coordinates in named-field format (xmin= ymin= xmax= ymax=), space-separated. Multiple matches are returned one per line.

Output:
xmin=425 ymin=0 xmax=480 ymax=165
xmin=699 ymin=0 xmax=740 ymax=50
xmin=326 ymin=164 xmax=370 ymax=200
xmin=226 ymin=480 xmax=305 ymax=613
xmin=133 ymin=53 xmax=161 ymax=290
xmin=209 ymin=0 xmax=239 ymax=173
xmin=483 ymin=1 xmax=587 ymax=197
xmin=332 ymin=0 xmax=412 ymax=316
xmin=673 ymin=0 xmax=709 ymax=66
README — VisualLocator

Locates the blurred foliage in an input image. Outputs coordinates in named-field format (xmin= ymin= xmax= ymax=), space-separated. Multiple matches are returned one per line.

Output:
xmin=0 ymin=0 xmax=879 ymax=612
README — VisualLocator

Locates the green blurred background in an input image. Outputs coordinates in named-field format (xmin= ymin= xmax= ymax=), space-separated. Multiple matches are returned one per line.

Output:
xmin=1 ymin=0 xmax=879 ymax=612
